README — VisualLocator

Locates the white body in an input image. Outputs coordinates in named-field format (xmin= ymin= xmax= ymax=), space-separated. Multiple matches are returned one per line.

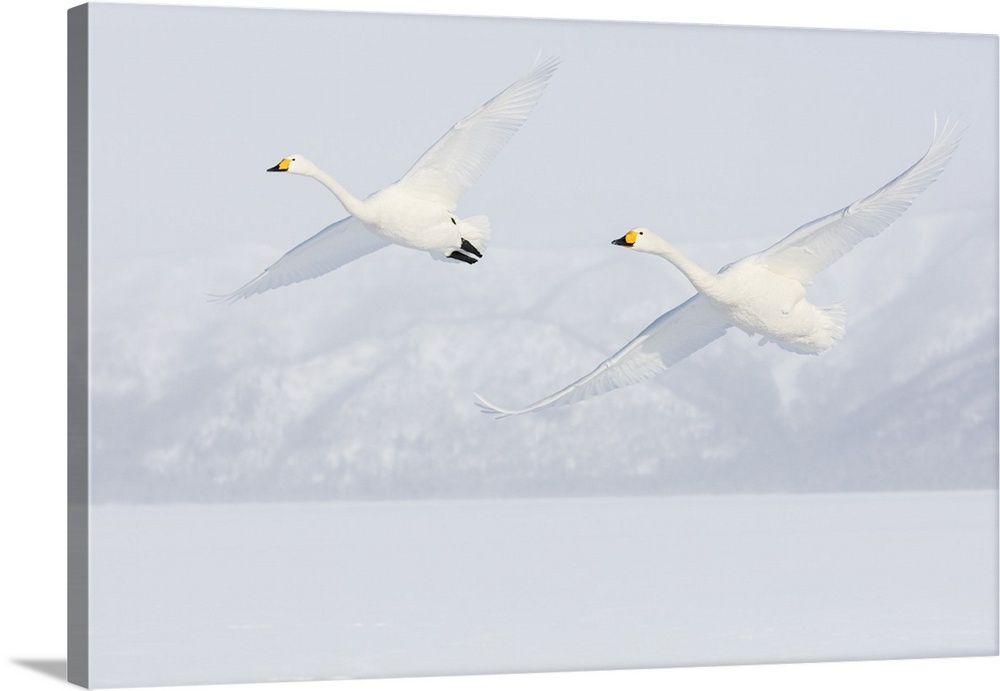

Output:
xmin=655 ymin=242 xmax=846 ymax=355
xmin=358 ymin=185 xmax=488 ymax=254
xmin=476 ymin=117 xmax=963 ymax=417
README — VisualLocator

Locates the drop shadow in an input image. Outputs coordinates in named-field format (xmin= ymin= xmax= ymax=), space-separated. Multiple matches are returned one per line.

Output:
xmin=12 ymin=659 xmax=67 ymax=682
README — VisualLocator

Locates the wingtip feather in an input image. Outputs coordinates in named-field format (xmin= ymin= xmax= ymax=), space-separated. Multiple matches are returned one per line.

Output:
xmin=473 ymin=393 xmax=522 ymax=419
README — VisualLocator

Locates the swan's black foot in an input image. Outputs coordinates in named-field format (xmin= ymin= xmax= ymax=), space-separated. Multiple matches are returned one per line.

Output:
xmin=447 ymin=238 xmax=483 ymax=264
xmin=448 ymin=250 xmax=478 ymax=264
xmin=460 ymin=238 xmax=483 ymax=258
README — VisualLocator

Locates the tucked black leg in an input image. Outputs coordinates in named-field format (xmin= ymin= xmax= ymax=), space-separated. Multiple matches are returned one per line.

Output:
xmin=448 ymin=250 xmax=478 ymax=264
xmin=460 ymin=238 xmax=483 ymax=258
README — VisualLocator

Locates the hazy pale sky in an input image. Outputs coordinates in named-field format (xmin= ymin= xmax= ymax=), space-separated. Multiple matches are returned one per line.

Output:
xmin=88 ymin=2 xmax=996 ymax=257
xmin=83 ymin=2 xmax=998 ymax=501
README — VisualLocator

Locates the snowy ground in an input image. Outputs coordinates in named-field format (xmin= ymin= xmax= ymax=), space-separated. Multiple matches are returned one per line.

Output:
xmin=89 ymin=490 xmax=997 ymax=688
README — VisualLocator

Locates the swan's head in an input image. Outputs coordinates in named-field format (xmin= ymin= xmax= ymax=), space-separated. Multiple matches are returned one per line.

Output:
xmin=612 ymin=227 xmax=658 ymax=251
xmin=267 ymin=154 xmax=318 ymax=176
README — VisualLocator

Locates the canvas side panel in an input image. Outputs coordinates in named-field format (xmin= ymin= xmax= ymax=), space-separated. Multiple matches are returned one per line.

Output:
xmin=67 ymin=4 xmax=89 ymax=688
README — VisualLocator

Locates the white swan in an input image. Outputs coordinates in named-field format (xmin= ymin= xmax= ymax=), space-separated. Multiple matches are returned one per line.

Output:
xmin=476 ymin=117 xmax=963 ymax=418
xmin=219 ymin=56 xmax=558 ymax=301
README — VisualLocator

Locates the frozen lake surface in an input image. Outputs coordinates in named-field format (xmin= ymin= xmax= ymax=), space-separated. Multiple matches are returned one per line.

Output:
xmin=90 ymin=491 xmax=998 ymax=688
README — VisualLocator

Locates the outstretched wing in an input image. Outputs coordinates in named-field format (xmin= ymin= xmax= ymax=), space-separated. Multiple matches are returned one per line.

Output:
xmin=758 ymin=116 xmax=963 ymax=283
xmin=215 ymin=216 xmax=389 ymax=302
xmin=395 ymin=55 xmax=559 ymax=209
xmin=475 ymin=295 xmax=731 ymax=418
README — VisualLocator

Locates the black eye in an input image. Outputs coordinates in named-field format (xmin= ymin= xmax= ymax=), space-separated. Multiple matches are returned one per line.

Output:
xmin=639 ymin=231 xmax=644 ymax=235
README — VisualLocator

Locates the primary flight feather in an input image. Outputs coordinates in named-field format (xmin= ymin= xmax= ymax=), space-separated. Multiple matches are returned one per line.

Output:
xmin=476 ymin=117 xmax=963 ymax=418
xmin=219 ymin=56 xmax=558 ymax=302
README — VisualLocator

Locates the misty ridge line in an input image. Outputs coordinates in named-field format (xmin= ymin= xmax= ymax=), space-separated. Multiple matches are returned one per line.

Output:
xmin=89 ymin=206 xmax=997 ymax=503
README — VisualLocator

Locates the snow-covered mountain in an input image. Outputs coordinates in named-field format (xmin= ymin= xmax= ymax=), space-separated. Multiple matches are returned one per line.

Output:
xmin=89 ymin=209 xmax=998 ymax=502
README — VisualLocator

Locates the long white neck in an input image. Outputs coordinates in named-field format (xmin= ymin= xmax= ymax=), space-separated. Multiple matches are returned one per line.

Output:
xmin=309 ymin=169 xmax=370 ymax=221
xmin=645 ymin=235 xmax=716 ymax=293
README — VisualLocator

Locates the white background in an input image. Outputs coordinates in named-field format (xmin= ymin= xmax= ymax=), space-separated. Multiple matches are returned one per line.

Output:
xmin=1 ymin=1 xmax=997 ymax=690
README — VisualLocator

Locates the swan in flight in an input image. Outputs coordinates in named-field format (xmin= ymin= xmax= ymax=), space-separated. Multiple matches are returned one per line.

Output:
xmin=476 ymin=117 xmax=963 ymax=418
xmin=219 ymin=56 xmax=558 ymax=302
